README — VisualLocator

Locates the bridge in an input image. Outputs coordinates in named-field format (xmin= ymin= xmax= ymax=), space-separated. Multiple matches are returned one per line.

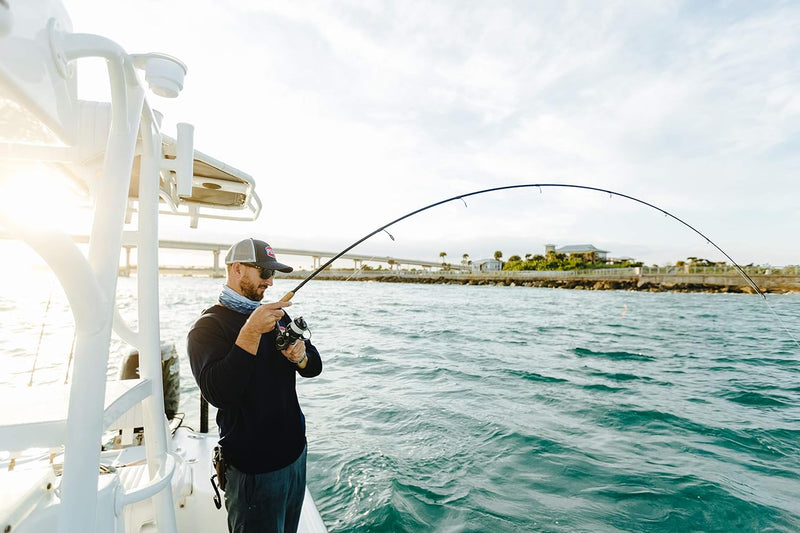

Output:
xmin=123 ymin=236 xmax=450 ymax=276
xmin=0 ymin=232 xmax=451 ymax=276
xmin=125 ymin=237 xmax=455 ymax=276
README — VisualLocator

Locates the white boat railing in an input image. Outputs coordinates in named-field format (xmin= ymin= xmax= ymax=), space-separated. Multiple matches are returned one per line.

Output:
xmin=114 ymin=453 xmax=177 ymax=515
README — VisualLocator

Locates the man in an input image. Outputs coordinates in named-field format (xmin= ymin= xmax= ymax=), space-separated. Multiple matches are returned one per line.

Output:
xmin=187 ymin=238 xmax=322 ymax=533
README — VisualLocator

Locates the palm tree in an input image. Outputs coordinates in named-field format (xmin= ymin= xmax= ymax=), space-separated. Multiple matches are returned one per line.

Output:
xmin=494 ymin=250 xmax=503 ymax=261
xmin=439 ymin=251 xmax=447 ymax=265
xmin=461 ymin=253 xmax=470 ymax=269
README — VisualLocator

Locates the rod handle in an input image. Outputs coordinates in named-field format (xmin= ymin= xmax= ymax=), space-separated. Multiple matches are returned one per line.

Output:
xmin=280 ymin=291 xmax=294 ymax=302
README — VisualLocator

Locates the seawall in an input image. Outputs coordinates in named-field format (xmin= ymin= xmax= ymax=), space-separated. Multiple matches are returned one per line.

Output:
xmin=281 ymin=269 xmax=800 ymax=293
xmin=130 ymin=266 xmax=800 ymax=293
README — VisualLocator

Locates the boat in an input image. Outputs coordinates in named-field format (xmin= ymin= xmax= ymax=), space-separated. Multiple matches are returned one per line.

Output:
xmin=0 ymin=1 xmax=327 ymax=531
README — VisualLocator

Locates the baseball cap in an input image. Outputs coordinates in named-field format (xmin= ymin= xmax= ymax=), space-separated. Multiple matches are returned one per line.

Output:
xmin=225 ymin=238 xmax=293 ymax=273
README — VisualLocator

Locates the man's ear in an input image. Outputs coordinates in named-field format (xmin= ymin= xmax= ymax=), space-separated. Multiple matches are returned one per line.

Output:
xmin=229 ymin=262 xmax=245 ymax=281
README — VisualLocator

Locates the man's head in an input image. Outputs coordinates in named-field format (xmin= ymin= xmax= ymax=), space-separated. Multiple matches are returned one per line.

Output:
xmin=225 ymin=238 xmax=293 ymax=301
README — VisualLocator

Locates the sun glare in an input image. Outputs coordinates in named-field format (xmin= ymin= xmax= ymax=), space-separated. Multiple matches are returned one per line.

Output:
xmin=0 ymin=162 xmax=92 ymax=234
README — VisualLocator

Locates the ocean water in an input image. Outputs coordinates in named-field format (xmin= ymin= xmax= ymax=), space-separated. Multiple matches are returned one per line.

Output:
xmin=3 ymin=274 xmax=799 ymax=532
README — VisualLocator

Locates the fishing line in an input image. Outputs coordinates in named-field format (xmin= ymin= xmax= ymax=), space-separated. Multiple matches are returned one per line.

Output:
xmin=280 ymin=183 xmax=765 ymax=301
xmin=29 ymin=289 xmax=53 ymax=386
xmin=342 ymin=255 xmax=381 ymax=282
xmin=64 ymin=333 xmax=76 ymax=384
xmin=762 ymin=299 xmax=800 ymax=348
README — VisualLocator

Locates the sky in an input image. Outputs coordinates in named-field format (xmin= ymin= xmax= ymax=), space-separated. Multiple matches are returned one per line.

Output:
xmin=62 ymin=0 xmax=799 ymax=268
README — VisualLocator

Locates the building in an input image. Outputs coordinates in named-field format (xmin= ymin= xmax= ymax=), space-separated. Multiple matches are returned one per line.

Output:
xmin=545 ymin=244 xmax=609 ymax=261
xmin=471 ymin=258 xmax=503 ymax=272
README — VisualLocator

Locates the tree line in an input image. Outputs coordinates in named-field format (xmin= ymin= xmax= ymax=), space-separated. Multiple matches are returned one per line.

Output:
xmin=438 ymin=250 xmax=643 ymax=271
xmin=437 ymin=251 xmax=794 ymax=273
xmin=502 ymin=251 xmax=642 ymax=271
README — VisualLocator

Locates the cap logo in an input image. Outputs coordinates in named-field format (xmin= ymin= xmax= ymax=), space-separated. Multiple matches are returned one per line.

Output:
xmin=265 ymin=245 xmax=276 ymax=259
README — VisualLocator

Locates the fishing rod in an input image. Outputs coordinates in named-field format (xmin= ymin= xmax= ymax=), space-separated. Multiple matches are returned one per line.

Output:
xmin=279 ymin=183 xmax=765 ymax=302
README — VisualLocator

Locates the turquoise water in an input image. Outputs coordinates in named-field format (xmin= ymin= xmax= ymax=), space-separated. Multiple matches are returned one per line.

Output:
xmin=4 ymin=276 xmax=800 ymax=532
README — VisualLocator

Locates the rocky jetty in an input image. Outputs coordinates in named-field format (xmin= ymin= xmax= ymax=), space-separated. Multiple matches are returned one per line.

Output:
xmin=306 ymin=274 xmax=765 ymax=293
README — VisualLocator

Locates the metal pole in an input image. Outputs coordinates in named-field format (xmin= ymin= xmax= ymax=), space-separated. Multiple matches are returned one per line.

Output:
xmin=138 ymin=110 xmax=178 ymax=531
xmin=59 ymin=62 xmax=145 ymax=533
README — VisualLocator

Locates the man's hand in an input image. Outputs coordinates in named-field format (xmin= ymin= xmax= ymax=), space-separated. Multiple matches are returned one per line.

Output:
xmin=282 ymin=340 xmax=307 ymax=369
xmin=235 ymin=301 xmax=291 ymax=355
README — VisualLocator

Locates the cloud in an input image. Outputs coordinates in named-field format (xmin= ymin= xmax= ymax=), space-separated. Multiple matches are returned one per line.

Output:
xmin=66 ymin=0 xmax=800 ymax=266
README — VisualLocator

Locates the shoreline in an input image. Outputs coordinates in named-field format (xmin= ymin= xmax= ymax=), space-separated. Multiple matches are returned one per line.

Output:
xmin=290 ymin=274 xmax=764 ymax=294
xmin=136 ymin=267 xmax=800 ymax=294
xmin=283 ymin=271 xmax=797 ymax=294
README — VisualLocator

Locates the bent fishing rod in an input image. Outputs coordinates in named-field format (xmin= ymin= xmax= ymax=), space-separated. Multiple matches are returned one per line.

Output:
xmin=279 ymin=183 xmax=765 ymax=302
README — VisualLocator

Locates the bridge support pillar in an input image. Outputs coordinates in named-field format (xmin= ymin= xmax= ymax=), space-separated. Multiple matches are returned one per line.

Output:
xmin=213 ymin=250 xmax=221 ymax=277
xmin=122 ymin=246 xmax=132 ymax=277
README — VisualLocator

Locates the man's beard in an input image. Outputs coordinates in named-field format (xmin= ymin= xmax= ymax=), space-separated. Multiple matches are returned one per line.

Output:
xmin=239 ymin=277 xmax=265 ymax=302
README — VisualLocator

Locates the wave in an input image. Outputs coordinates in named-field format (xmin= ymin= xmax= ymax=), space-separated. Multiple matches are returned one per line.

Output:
xmin=582 ymin=383 xmax=628 ymax=393
xmin=505 ymin=369 xmax=568 ymax=384
xmin=594 ymin=407 xmax=701 ymax=434
xmin=720 ymin=390 xmax=793 ymax=408
xmin=585 ymin=369 xmax=654 ymax=382
xmin=578 ymin=474 xmax=800 ymax=533
xmin=573 ymin=347 xmax=656 ymax=361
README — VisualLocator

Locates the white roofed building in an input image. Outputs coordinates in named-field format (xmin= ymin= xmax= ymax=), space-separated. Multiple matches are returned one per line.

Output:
xmin=546 ymin=244 xmax=609 ymax=261
xmin=472 ymin=258 xmax=503 ymax=272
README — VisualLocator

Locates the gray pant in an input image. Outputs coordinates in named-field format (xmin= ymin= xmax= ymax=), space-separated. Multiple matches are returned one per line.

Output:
xmin=225 ymin=445 xmax=307 ymax=533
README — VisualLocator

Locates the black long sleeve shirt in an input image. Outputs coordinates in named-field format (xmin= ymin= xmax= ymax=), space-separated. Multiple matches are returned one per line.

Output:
xmin=187 ymin=304 xmax=322 ymax=473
